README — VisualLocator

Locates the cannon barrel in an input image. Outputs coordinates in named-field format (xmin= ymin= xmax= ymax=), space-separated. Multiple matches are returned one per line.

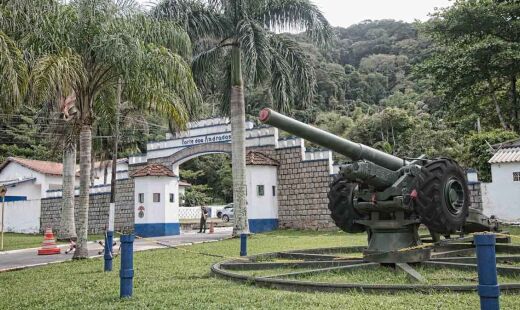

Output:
xmin=259 ymin=108 xmax=406 ymax=171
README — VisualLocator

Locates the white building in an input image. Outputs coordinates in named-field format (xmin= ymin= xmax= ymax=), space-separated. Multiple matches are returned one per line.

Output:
xmin=132 ymin=163 xmax=181 ymax=237
xmin=0 ymin=157 xmax=74 ymax=201
xmin=482 ymin=139 xmax=520 ymax=221
xmin=245 ymin=151 xmax=279 ymax=233
xmin=0 ymin=157 xmax=77 ymax=233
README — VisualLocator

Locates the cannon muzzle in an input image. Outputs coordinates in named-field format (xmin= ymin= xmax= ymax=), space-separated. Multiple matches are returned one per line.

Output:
xmin=259 ymin=108 xmax=406 ymax=171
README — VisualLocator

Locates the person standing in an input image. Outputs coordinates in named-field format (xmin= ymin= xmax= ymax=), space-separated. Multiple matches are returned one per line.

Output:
xmin=199 ymin=206 xmax=209 ymax=233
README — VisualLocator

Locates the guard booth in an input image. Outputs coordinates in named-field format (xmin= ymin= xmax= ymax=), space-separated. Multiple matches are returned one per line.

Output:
xmin=132 ymin=164 xmax=180 ymax=237
xmin=245 ymin=151 xmax=279 ymax=233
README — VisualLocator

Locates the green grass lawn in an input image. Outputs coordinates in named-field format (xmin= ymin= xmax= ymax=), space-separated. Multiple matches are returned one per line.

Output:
xmin=1 ymin=229 xmax=520 ymax=310
xmin=0 ymin=233 xmax=107 ymax=251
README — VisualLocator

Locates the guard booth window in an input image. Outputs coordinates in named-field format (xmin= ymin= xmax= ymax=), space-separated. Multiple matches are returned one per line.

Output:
xmin=257 ymin=185 xmax=264 ymax=196
xmin=138 ymin=193 xmax=144 ymax=203
xmin=272 ymin=186 xmax=276 ymax=196
xmin=153 ymin=193 xmax=161 ymax=202
xmin=170 ymin=193 xmax=175 ymax=203
xmin=514 ymin=172 xmax=520 ymax=182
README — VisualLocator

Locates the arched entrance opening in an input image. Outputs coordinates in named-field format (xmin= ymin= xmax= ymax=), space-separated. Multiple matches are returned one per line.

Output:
xmin=178 ymin=153 xmax=233 ymax=227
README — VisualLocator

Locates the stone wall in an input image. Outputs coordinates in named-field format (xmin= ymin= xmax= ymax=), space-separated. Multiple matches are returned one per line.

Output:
xmin=40 ymin=179 xmax=134 ymax=234
xmin=468 ymin=182 xmax=483 ymax=211
xmin=274 ymin=146 xmax=335 ymax=230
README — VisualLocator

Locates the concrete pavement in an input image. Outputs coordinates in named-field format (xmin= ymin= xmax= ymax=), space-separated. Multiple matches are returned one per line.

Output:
xmin=0 ymin=227 xmax=232 ymax=272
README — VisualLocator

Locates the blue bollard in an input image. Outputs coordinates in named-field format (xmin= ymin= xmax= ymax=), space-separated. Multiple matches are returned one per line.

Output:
xmin=120 ymin=234 xmax=134 ymax=298
xmin=104 ymin=231 xmax=114 ymax=272
xmin=475 ymin=233 xmax=500 ymax=310
xmin=240 ymin=233 xmax=247 ymax=257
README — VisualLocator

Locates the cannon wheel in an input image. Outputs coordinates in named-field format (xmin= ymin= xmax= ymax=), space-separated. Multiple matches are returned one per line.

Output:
xmin=328 ymin=175 xmax=365 ymax=233
xmin=413 ymin=158 xmax=469 ymax=234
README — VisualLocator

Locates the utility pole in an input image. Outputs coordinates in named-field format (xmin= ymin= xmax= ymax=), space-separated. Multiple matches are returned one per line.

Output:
xmin=0 ymin=185 xmax=6 ymax=251
xmin=105 ymin=79 xmax=121 ymax=271
xmin=109 ymin=79 xmax=121 ymax=229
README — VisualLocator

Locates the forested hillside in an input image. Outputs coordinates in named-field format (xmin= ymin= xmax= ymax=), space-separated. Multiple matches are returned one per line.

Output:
xmin=281 ymin=13 xmax=518 ymax=182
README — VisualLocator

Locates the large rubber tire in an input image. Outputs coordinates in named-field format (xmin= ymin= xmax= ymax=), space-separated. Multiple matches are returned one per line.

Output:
xmin=328 ymin=175 xmax=366 ymax=233
xmin=413 ymin=158 xmax=469 ymax=234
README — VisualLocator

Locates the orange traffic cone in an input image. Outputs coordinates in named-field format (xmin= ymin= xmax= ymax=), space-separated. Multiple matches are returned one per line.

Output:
xmin=37 ymin=228 xmax=61 ymax=255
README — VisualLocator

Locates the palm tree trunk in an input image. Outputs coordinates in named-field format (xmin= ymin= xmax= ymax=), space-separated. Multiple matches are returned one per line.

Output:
xmin=74 ymin=124 xmax=91 ymax=259
xmin=230 ymin=45 xmax=249 ymax=235
xmin=58 ymin=141 xmax=77 ymax=241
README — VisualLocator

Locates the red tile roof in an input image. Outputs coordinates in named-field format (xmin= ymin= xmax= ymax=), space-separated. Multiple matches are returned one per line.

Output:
xmin=245 ymin=151 xmax=279 ymax=166
xmin=131 ymin=163 xmax=176 ymax=178
xmin=0 ymin=157 xmax=65 ymax=176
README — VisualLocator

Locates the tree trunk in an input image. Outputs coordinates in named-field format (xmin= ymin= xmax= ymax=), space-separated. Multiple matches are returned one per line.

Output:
xmin=510 ymin=74 xmax=518 ymax=132
xmin=488 ymin=81 xmax=509 ymax=130
xmin=230 ymin=45 xmax=249 ymax=235
xmin=74 ymin=124 xmax=92 ymax=259
xmin=58 ymin=141 xmax=77 ymax=241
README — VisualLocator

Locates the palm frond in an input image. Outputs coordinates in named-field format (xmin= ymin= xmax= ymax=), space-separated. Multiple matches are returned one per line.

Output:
xmin=0 ymin=0 xmax=58 ymax=41
xmin=237 ymin=18 xmax=271 ymax=85
xmin=269 ymin=34 xmax=316 ymax=108
xmin=251 ymin=0 xmax=333 ymax=46
xmin=30 ymin=48 xmax=86 ymax=104
xmin=17 ymin=3 xmax=78 ymax=58
xmin=218 ymin=60 xmax=233 ymax=115
xmin=269 ymin=50 xmax=294 ymax=113
xmin=125 ymin=43 xmax=202 ymax=128
xmin=0 ymin=31 xmax=28 ymax=111
xmin=191 ymin=43 xmax=227 ymax=85
xmin=118 ymin=13 xmax=192 ymax=58
xmin=153 ymin=0 xmax=230 ymax=40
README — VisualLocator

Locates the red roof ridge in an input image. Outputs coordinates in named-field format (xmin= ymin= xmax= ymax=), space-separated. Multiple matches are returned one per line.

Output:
xmin=0 ymin=157 xmax=65 ymax=176
xmin=245 ymin=151 xmax=279 ymax=166
xmin=131 ymin=163 xmax=176 ymax=178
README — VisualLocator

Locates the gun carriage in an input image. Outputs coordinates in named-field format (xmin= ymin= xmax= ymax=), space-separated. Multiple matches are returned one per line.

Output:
xmin=259 ymin=108 xmax=498 ymax=263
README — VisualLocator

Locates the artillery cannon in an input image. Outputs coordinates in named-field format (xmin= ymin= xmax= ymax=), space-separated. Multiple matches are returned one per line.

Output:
xmin=259 ymin=108 xmax=498 ymax=263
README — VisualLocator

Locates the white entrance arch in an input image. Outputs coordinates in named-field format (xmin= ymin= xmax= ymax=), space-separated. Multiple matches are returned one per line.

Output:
xmin=127 ymin=116 xmax=335 ymax=234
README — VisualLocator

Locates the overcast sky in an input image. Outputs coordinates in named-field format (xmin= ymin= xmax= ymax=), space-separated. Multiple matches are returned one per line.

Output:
xmin=138 ymin=0 xmax=453 ymax=27
xmin=312 ymin=0 xmax=453 ymax=26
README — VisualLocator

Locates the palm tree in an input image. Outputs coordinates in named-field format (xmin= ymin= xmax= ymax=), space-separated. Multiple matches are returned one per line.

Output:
xmin=43 ymin=93 xmax=80 ymax=241
xmin=2 ymin=0 xmax=201 ymax=258
xmin=1 ymin=1 xmax=82 ymax=241
xmin=154 ymin=0 xmax=332 ymax=234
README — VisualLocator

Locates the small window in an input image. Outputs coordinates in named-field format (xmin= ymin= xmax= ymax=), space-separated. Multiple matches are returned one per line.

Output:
xmin=153 ymin=193 xmax=161 ymax=202
xmin=514 ymin=172 xmax=520 ymax=182
xmin=138 ymin=193 xmax=144 ymax=203
xmin=170 ymin=193 xmax=175 ymax=203
xmin=272 ymin=186 xmax=276 ymax=196
xmin=257 ymin=185 xmax=264 ymax=196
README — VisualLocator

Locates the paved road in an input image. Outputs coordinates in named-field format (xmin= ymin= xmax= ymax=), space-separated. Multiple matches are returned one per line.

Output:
xmin=0 ymin=228 xmax=232 ymax=272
